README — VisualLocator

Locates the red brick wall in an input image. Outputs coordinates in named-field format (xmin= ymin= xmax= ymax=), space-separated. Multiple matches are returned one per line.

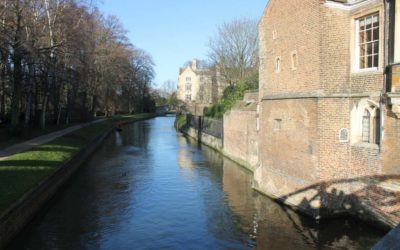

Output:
xmin=223 ymin=107 xmax=259 ymax=169
xmin=259 ymin=0 xmax=321 ymax=99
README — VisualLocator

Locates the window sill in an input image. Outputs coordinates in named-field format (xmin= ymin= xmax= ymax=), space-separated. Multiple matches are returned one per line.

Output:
xmin=350 ymin=68 xmax=383 ymax=76
xmin=351 ymin=142 xmax=380 ymax=150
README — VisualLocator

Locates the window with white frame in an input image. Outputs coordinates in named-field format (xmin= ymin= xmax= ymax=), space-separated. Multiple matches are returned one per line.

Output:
xmin=356 ymin=13 xmax=380 ymax=70
xmin=186 ymin=83 xmax=191 ymax=91
xmin=186 ymin=77 xmax=191 ymax=82
xmin=185 ymin=94 xmax=191 ymax=101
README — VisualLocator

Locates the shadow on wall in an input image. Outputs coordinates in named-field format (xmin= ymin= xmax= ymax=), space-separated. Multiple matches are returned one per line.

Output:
xmin=277 ymin=175 xmax=400 ymax=229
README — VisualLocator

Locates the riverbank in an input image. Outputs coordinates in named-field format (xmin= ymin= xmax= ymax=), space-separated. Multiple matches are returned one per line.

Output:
xmin=7 ymin=116 xmax=384 ymax=249
xmin=0 ymin=113 xmax=155 ymax=249
xmin=177 ymin=119 xmax=393 ymax=236
xmin=177 ymin=116 xmax=256 ymax=173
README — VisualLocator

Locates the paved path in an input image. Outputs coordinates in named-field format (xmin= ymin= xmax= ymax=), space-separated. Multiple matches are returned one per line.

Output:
xmin=0 ymin=119 xmax=105 ymax=160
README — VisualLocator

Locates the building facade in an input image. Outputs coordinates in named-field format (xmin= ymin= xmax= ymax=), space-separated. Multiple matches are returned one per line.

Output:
xmin=255 ymin=0 xmax=400 ymax=228
xmin=177 ymin=59 xmax=225 ymax=106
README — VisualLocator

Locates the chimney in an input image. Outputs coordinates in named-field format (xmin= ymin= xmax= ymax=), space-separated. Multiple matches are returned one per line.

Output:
xmin=192 ymin=58 xmax=197 ymax=70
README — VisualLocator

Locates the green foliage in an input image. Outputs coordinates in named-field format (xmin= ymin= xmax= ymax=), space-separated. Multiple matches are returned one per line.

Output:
xmin=0 ymin=113 xmax=155 ymax=213
xmin=204 ymin=74 xmax=258 ymax=118
xmin=175 ymin=114 xmax=187 ymax=130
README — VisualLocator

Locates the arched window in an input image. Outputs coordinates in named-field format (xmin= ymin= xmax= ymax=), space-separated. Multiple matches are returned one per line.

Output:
xmin=275 ymin=57 xmax=281 ymax=73
xmin=361 ymin=106 xmax=380 ymax=144
xmin=362 ymin=109 xmax=371 ymax=143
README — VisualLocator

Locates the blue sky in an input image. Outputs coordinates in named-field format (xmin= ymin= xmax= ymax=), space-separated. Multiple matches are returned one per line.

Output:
xmin=99 ymin=0 xmax=267 ymax=89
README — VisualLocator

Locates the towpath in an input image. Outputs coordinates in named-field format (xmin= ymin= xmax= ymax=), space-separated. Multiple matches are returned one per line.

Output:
xmin=0 ymin=119 xmax=105 ymax=160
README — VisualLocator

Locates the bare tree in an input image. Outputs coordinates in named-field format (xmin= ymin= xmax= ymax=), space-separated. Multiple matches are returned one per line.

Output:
xmin=0 ymin=0 xmax=156 ymax=131
xmin=207 ymin=18 xmax=259 ymax=86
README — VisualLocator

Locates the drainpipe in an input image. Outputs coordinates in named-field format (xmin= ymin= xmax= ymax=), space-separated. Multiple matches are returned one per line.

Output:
xmin=380 ymin=0 xmax=390 ymax=149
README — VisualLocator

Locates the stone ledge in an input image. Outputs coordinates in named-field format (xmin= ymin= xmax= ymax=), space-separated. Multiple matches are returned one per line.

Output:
xmin=261 ymin=91 xmax=381 ymax=101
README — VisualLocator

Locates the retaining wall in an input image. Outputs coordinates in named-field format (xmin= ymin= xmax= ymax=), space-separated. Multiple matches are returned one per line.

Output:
xmin=0 ymin=117 xmax=154 ymax=249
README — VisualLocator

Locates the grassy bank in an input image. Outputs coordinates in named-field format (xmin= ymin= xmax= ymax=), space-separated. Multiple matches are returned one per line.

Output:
xmin=0 ymin=113 xmax=155 ymax=214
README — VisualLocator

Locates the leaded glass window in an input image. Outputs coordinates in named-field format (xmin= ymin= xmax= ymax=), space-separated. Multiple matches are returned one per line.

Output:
xmin=362 ymin=109 xmax=371 ymax=143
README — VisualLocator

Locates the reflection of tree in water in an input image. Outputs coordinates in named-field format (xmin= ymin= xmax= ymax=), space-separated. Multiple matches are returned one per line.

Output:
xmin=10 ymin=120 xmax=155 ymax=249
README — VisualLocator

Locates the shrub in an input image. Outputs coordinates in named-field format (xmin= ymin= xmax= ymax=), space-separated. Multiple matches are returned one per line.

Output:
xmin=204 ymin=73 xmax=258 ymax=118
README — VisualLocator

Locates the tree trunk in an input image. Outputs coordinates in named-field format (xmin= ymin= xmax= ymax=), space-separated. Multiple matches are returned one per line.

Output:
xmin=0 ymin=62 xmax=5 ymax=120
xmin=11 ymin=50 xmax=22 ymax=127
xmin=24 ymin=92 xmax=32 ymax=127
xmin=41 ymin=94 xmax=49 ymax=129
xmin=91 ymin=95 xmax=97 ymax=118
xmin=24 ymin=63 xmax=34 ymax=127
xmin=10 ymin=2 xmax=23 ymax=128
xmin=40 ymin=73 xmax=50 ymax=129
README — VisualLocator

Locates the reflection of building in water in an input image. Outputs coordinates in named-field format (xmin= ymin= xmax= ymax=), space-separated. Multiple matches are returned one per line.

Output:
xmin=252 ymin=191 xmax=382 ymax=250
xmin=177 ymin=136 xmax=197 ymax=169
xmin=219 ymin=155 xmax=382 ymax=249
xmin=222 ymin=158 xmax=254 ymax=231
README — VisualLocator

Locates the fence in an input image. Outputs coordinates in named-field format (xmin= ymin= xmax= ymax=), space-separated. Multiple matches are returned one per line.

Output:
xmin=186 ymin=114 xmax=223 ymax=139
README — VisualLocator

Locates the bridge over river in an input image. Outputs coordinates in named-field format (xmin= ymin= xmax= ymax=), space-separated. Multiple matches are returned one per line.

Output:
xmin=8 ymin=116 xmax=384 ymax=249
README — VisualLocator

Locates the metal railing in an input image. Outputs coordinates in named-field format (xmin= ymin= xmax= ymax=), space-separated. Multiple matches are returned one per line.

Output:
xmin=186 ymin=114 xmax=223 ymax=139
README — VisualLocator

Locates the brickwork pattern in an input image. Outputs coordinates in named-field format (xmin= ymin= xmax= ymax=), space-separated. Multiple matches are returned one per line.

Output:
xmin=223 ymin=109 xmax=259 ymax=168
xmin=256 ymin=0 xmax=400 ymax=227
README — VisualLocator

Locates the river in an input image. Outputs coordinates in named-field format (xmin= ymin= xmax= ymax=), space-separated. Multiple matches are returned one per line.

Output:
xmin=8 ymin=116 xmax=384 ymax=249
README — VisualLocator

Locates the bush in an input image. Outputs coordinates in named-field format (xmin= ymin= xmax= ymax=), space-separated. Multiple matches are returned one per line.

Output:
xmin=204 ymin=74 xmax=258 ymax=118
xmin=175 ymin=114 xmax=187 ymax=130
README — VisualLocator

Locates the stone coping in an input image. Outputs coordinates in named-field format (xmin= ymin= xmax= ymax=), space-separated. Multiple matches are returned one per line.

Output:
xmin=261 ymin=91 xmax=381 ymax=101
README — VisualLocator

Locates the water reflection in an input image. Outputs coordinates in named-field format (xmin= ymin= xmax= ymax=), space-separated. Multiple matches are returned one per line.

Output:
xmin=8 ymin=117 xmax=383 ymax=250
xmin=206 ymin=147 xmax=384 ymax=249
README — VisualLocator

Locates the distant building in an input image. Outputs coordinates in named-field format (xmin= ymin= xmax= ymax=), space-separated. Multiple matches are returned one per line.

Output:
xmin=177 ymin=59 xmax=226 ymax=105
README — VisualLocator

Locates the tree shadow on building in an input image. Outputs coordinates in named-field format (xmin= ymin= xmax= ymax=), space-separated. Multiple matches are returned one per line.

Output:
xmin=278 ymin=175 xmax=400 ymax=230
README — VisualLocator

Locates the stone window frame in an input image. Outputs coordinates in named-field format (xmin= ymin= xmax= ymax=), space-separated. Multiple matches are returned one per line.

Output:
xmin=351 ymin=7 xmax=383 ymax=74
xmin=185 ymin=94 xmax=192 ymax=102
xmin=350 ymin=99 xmax=381 ymax=147
xmin=186 ymin=77 xmax=191 ymax=82
xmin=275 ymin=56 xmax=281 ymax=73
xmin=272 ymin=29 xmax=277 ymax=40
xmin=290 ymin=50 xmax=298 ymax=70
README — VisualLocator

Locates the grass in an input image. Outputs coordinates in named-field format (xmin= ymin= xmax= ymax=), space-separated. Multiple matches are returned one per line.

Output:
xmin=0 ymin=123 xmax=83 ymax=150
xmin=0 ymin=113 xmax=155 ymax=214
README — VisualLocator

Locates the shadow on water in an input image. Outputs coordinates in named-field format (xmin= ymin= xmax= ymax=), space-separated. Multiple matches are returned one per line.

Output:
xmin=8 ymin=117 xmax=384 ymax=250
xmin=194 ymin=140 xmax=385 ymax=249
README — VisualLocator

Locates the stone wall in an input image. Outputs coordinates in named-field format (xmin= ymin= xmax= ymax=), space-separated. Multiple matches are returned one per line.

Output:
xmin=0 ymin=126 xmax=114 ymax=249
xmin=223 ymin=103 xmax=259 ymax=171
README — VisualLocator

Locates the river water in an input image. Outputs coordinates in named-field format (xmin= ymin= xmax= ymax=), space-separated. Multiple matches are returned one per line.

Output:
xmin=9 ymin=116 xmax=384 ymax=249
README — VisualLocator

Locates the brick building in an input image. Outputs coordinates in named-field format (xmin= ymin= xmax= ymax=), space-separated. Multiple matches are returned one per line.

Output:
xmin=255 ymin=0 xmax=400 ymax=228
xmin=177 ymin=59 xmax=225 ymax=105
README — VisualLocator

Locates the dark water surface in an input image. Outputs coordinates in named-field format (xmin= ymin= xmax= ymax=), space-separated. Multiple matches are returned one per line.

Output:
xmin=9 ymin=117 xmax=384 ymax=249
